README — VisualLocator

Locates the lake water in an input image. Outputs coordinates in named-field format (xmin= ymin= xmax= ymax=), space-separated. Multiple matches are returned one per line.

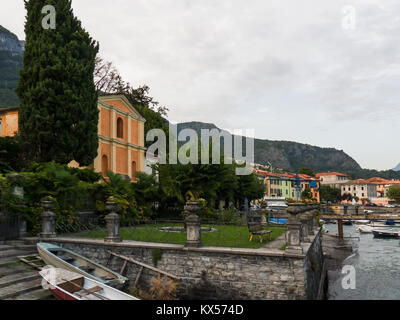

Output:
xmin=324 ymin=223 xmax=400 ymax=300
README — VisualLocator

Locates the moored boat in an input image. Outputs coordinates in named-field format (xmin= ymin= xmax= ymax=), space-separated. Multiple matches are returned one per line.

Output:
xmin=356 ymin=225 xmax=374 ymax=233
xmin=37 ymin=242 xmax=127 ymax=288
xmin=39 ymin=267 xmax=138 ymax=300
xmin=353 ymin=220 xmax=370 ymax=225
xmin=372 ymin=229 xmax=400 ymax=239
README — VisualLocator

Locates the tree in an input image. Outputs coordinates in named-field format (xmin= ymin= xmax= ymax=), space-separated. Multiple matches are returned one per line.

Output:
xmin=94 ymin=57 xmax=170 ymax=148
xmin=298 ymin=168 xmax=315 ymax=177
xmin=301 ymin=188 xmax=313 ymax=200
xmin=17 ymin=0 xmax=99 ymax=166
xmin=320 ymin=185 xmax=341 ymax=203
xmin=0 ymin=136 xmax=26 ymax=173
xmin=387 ymin=185 xmax=400 ymax=203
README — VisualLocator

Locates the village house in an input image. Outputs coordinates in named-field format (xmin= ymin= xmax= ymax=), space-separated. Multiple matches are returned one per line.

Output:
xmin=340 ymin=179 xmax=377 ymax=203
xmin=363 ymin=177 xmax=400 ymax=205
xmin=0 ymin=106 xmax=19 ymax=137
xmin=315 ymin=172 xmax=349 ymax=189
xmin=254 ymin=169 xmax=320 ymax=202
xmin=0 ymin=93 xmax=146 ymax=181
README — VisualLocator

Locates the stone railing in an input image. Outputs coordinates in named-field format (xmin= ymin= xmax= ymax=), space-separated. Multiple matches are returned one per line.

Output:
xmin=285 ymin=203 xmax=320 ymax=255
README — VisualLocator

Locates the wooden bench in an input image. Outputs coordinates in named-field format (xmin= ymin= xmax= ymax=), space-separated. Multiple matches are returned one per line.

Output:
xmin=247 ymin=222 xmax=272 ymax=243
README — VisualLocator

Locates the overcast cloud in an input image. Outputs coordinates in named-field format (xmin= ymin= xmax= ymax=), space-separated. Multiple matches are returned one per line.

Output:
xmin=2 ymin=0 xmax=400 ymax=170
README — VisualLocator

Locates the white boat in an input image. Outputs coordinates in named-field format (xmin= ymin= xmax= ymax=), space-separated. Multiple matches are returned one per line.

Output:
xmin=353 ymin=220 xmax=370 ymax=225
xmin=39 ymin=267 xmax=139 ymax=300
xmin=37 ymin=242 xmax=127 ymax=288
xmin=356 ymin=225 xmax=374 ymax=233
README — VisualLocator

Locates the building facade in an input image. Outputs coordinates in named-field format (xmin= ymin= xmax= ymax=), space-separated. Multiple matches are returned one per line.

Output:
xmin=0 ymin=107 xmax=19 ymax=137
xmin=0 ymin=94 xmax=146 ymax=181
xmin=315 ymin=172 xmax=349 ymax=189
xmin=93 ymin=94 xmax=146 ymax=180
xmin=341 ymin=179 xmax=377 ymax=203
xmin=254 ymin=169 xmax=320 ymax=202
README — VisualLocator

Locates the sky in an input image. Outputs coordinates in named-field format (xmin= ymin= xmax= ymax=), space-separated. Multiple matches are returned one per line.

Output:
xmin=2 ymin=0 xmax=400 ymax=170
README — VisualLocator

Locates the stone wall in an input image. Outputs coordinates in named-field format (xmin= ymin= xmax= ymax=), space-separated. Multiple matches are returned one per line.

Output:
xmin=42 ymin=231 xmax=324 ymax=300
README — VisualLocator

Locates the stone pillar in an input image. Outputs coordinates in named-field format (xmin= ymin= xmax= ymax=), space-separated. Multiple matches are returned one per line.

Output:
xmin=343 ymin=204 xmax=348 ymax=216
xmin=184 ymin=201 xmax=202 ymax=248
xmin=40 ymin=200 xmax=56 ymax=238
xmin=7 ymin=173 xmax=27 ymax=237
xmin=285 ymin=204 xmax=305 ymax=254
xmin=307 ymin=207 xmax=319 ymax=235
xmin=260 ymin=210 xmax=267 ymax=225
xmin=299 ymin=214 xmax=310 ymax=243
xmin=19 ymin=215 xmax=27 ymax=238
xmin=104 ymin=201 xmax=122 ymax=243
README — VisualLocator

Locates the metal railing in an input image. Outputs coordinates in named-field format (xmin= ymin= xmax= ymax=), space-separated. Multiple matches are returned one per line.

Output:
xmin=56 ymin=215 xmax=104 ymax=235
xmin=0 ymin=214 xmax=20 ymax=240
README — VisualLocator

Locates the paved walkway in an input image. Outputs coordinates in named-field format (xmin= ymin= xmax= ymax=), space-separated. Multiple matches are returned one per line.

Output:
xmin=262 ymin=231 xmax=288 ymax=250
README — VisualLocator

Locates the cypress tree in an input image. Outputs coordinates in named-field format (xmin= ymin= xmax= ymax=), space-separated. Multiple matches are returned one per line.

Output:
xmin=17 ymin=0 xmax=99 ymax=166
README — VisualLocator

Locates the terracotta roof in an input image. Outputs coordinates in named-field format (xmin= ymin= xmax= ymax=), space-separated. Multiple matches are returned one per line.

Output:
xmin=0 ymin=106 xmax=19 ymax=113
xmin=315 ymin=172 xmax=348 ymax=178
xmin=342 ymin=179 xmax=370 ymax=185
xmin=365 ymin=177 xmax=400 ymax=185
xmin=253 ymin=169 xmax=319 ymax=181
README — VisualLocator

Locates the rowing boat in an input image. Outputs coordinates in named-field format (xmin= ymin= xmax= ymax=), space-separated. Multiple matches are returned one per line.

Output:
xmin=39 ymin=267 xmax=138 ymax=300
xmin=37 ymin=242 xmax=127 ymax=288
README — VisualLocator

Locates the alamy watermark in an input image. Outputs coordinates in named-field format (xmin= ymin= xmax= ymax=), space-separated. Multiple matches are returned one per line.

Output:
xmin=146 ymin=124 xmax=255 ymax=175
xmin=342 ymin=5 xmax=356 ymax=30
xmin=40 ymin=265 xmax=57 ymax=290
xmin=341 ymin=265 xmax=356 ymax=289
xmin=42 ymin=5 xmax=56 ymax=30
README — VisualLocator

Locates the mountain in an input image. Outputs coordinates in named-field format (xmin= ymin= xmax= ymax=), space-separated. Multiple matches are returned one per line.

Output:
xmin=0 ymin=25 xmax=23 ymax=107
xmin=393 ymin=163 xmax=400 ymax=171
xmin=176 ymin=121 xmax=362 ymax=173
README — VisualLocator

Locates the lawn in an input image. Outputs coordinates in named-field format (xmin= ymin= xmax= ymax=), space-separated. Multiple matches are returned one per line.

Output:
xmin=79 ymin=223 xmax=287 ymax=249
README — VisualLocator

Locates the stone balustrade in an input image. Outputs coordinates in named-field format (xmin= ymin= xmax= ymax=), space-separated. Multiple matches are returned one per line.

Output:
xmin=184 ymin=201 xmax=202 ymax=248
xmin=104 ymin=201 xmax=122 ymax=243
xmin=285 ymin=203 xmax=321 ymax=254
xmin=40 ymin=200 xmax=56 ymax=239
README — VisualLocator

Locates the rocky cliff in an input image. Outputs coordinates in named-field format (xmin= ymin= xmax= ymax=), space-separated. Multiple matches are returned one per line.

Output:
xmin=0 ymin=25 xmax=23 ymax=107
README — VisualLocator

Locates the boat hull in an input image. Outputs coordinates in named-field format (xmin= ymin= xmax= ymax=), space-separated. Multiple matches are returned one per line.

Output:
xmin=49 ymin=287 xmax=78 ymax=300
xmin=372 ymin=230 xmax=399 ymax=239
xmin=40 ymin=268 xmax=138 ymax=300
xmin=37 ymin=242 xmax=127 ymax=288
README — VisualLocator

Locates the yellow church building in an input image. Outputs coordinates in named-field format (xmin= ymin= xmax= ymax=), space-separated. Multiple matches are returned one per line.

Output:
xmin=0 ymin=94 xmax=146 ymax=181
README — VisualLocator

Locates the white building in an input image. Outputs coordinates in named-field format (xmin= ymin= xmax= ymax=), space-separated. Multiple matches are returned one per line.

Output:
xmin=340 ymin=179 xmax=377 ymax=201
xmin=315 ymin=172 xmax=349 ymax=189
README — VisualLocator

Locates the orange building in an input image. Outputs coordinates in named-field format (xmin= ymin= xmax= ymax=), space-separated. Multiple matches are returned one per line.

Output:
xmin=0 ymin=106 xmax=19 ymax=137
xmin=0 ymin=94 xmax=146 ymax=181
xmin=94 ymin=94 xmax=146 ymax=180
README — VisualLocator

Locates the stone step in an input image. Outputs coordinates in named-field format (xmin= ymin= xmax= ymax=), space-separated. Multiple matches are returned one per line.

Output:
xmin=0 ymin=271 xmax=40 ymax=289
xmin=0 ymin=245 xmax=14 ymax=252
xmin=0 ymin=278 xmax=43 ymax=300
xmin=0 ymin=265 xmax=32 ymax=278
xmin=0 ymin=249 xmax=36 ymax=259
xmin=6 ymin=288 xmax=54 ymax=300
xmin=0 ymin=258 xmax=18 ymax=268
xmin=3 ymin=240 xmax=30 ymax=246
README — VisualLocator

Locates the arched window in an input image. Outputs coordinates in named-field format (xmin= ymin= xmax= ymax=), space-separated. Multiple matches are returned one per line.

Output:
xmin=117 ymin=117 xmax=124 ymax=138
xmin=102 ymin=155 xmax=108 ymax=175
xmin=132 ymin=161 xmax=137 ymax=179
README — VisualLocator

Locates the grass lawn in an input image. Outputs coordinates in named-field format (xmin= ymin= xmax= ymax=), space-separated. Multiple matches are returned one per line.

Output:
xmin=80 ymin=224 xmax=287 ymax=249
